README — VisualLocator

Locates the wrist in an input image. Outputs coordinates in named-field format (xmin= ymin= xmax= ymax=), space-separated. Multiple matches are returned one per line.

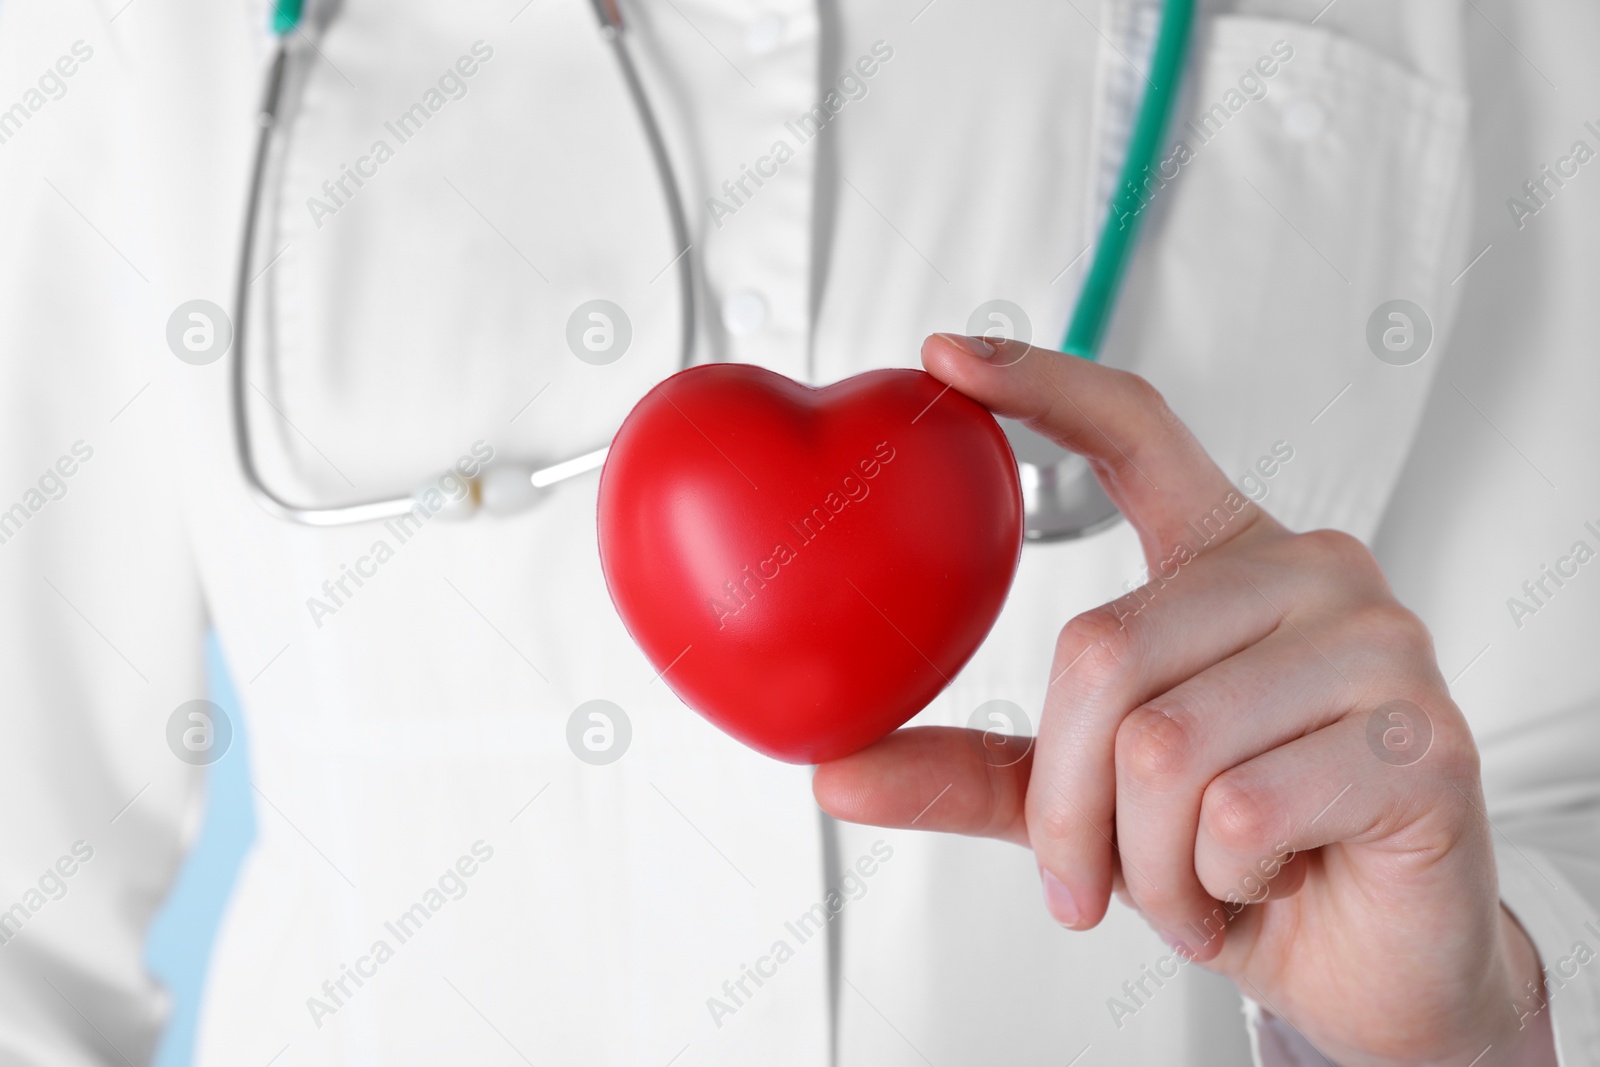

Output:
xmin=1486 ymin=905 xmax=1557 ymax=1066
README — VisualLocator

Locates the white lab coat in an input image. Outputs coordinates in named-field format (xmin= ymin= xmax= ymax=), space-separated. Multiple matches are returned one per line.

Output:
xmin=1 ymin=0 xmax=1597 ymax=1063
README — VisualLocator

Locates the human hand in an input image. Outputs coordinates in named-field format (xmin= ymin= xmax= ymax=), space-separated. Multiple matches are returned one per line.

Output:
xmin=813 ymin=334 xmax=1555 ymax=1065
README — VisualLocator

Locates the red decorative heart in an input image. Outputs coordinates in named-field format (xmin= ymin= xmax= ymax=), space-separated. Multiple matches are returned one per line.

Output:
xmin=597 ymin=364 xmax=1023 ymax=764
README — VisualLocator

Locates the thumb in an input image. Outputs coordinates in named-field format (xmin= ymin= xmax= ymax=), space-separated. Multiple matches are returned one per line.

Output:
xmin=921 ymin=333 xmax=1274 ymax=562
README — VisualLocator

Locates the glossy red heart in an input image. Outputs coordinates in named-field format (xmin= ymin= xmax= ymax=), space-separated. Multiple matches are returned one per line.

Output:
xmin=597 ymin=364 xmax=1022 ymax=764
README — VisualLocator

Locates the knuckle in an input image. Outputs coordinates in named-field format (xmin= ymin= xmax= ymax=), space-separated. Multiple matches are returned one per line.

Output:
xmin=1427 ymin=723 xmax=1482 ymax=784
xmin=1056 ymin=607 xmax=1138 ymax=691
xmin=1201 ymin=776 xmax=1277 ymax=856
xmin=1126 ymin=880 xmax=1188 ymax=918
xmin=1350 ymin=601 xmax=1436 ymax=662
xmin=1121 ymin=370 xmax=1168 ymax=411
xmin=1117 ymin=705 xmax=1193 ymax=782
xmin=1117 ymin=372 xmax=1186 ymax=447
xmin=1298 ymin=528 xmax=1383 ymax=583
xmin=1027 ymin=801 xmax=1089 ymax=850
xmin=974 ymin=760 xmax=1018 ymax=839
xmin=1112 ymin=369 xmax=1173 ymax=422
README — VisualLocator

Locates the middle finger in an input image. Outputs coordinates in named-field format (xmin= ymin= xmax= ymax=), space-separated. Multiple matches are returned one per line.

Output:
xmin=1028 ymin=527 xmax=1300 ymax=929
xmin=1113 ymin=621 xmax=1358 ymax=959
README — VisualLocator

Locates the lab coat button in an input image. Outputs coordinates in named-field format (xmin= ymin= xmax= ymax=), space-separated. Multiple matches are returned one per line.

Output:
xmin=721 ymin=289 xmax=769 ymax=336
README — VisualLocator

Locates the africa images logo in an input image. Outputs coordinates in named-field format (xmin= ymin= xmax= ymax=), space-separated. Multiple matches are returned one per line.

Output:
xmin=707 ymin=441 xmax=895 ymax=630
xmin=303 ymin=42 xmax=495 ymax=229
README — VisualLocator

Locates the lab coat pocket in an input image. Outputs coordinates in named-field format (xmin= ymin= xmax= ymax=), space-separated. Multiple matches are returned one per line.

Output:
xmin=1105 ymin=13 xmax=1472 ymax=541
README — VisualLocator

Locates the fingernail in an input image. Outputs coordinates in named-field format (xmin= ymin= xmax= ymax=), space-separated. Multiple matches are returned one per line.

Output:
xmin=1040 ymin=868 xmax=1081 ymax=928
xmin=936 ymin=332 xmax=996 ymax=359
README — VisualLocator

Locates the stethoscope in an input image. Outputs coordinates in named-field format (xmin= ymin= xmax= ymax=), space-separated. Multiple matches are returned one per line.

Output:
xmin=234 ymin=0 xmax=1194 ymax=538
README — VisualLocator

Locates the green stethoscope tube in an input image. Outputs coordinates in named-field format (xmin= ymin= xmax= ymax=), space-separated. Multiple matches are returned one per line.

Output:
xmin=272 ymin=0 xmax=303 ymax=36
xmin=1062 ymin=0 xmax=1196 ymax=361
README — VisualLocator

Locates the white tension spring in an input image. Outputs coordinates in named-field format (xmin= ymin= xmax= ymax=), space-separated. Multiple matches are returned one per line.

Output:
xmin=421 ymin=448 xmax=614 ymax=523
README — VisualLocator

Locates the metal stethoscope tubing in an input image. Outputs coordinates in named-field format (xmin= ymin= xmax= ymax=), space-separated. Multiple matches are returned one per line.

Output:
xmin=233 ymin=0 xmax=1193 ymax=538
xmin=230 ymin=0 xmax=693 ymax=526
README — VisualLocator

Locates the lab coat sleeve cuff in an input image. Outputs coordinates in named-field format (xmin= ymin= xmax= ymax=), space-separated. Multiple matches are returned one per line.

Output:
xmin=1241 ymin=995 xmax=1331 ymax=1066
xmin=1494 ymin=836 xmax=1600 ymax=1066
xmin=1241 ymin=836 xmax=1600 ymax=1067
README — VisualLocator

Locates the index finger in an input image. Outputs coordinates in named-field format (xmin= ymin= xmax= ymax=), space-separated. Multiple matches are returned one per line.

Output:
xmin=921 ymin=333 xmax=1276 ymax=564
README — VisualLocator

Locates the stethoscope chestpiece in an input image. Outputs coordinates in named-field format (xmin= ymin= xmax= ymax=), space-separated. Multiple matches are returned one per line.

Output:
xmin=999 ymin=418 xmax=1124 ymax=543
